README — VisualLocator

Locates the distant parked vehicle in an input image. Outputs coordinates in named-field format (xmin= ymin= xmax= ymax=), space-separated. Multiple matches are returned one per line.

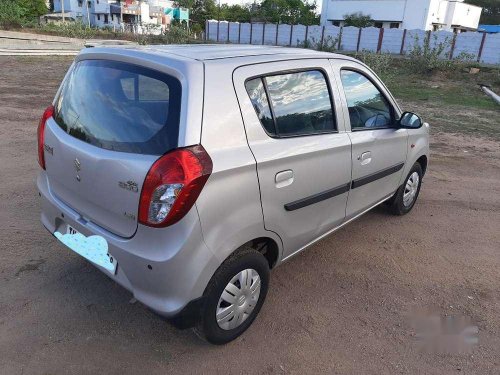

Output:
xmin=37 ymin=45 xmax=429 ymax=344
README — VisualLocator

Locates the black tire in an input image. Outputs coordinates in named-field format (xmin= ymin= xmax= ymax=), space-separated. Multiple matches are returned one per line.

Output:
xmin=388 ymin=162 xmax=423 ymax=216
xmin=194 ymin=247 xmax=270 ymax=345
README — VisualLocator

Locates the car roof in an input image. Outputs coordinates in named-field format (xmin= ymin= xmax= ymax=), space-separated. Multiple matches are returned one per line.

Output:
xmin=83 ymin=44 xmax=356 ymax=63
xmin=137 ymin=44 xmax=346 ymax=61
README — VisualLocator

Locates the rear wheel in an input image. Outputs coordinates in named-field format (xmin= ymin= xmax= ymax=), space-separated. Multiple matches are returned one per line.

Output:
xmin=388 ymin=162 xmax=423 ymax=215
xmin=195 ymin=247 xmax=269 ymax=344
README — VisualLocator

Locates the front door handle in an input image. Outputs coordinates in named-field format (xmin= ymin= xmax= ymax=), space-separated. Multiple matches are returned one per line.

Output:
xmin=275 ymin=170 xmax=294 ymax=188
xmin=358 ymin=151 xmax=372 ymax=165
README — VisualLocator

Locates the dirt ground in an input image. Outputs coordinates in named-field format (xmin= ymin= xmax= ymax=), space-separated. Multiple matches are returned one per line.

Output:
xmin=0 ymin=56 xmax=499 ymax=375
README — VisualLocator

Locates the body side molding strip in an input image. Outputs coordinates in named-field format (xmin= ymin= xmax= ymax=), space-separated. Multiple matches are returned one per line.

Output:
xmin=283 ymin=162 xmax=404 ymax=212
xmin=284 ymin=183 xmax=351 ymax=211
xmin=351 ymin=162 xmax=405 ymax=189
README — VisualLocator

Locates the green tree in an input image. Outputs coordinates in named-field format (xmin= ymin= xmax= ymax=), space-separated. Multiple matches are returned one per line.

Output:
xmin=0 ymin=0 xmax=47 ymax=28
xmin=219 ymin=4 xmax=252 ymax=23
xmin=467 ymin=0 xmax=500 ymax=24
xmin=0 ymin=0 xmax=24 ymax=28
xmin=189 ymin=0 xmax=218 ymax=29
xmin=17 ymin=0 xmax=48 ymax=18
xmin=175 ymin=0 xmax=195 ymax=9
xmin=257 ymin=0 xmax=319 ymax=25
xmin=343 ymin=12 xmax=374 ymax=27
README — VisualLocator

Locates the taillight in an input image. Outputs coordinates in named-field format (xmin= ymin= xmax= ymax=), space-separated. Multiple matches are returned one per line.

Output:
xmin=37 ymin=105 xmax=54 ymax=170
xmin=139 ymin=145 xmax=213 ymax=228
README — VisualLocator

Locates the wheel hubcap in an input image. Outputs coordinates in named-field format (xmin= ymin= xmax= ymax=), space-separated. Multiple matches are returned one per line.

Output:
xmin=403 ymin=171 xmax=420 ymax=207
xmin=216 ymin=268 xmax=261 ymax=330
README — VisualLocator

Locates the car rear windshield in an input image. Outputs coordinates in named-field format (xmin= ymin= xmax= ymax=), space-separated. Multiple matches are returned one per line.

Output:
xmin=53 ymin=60 xmax=182 ymax=155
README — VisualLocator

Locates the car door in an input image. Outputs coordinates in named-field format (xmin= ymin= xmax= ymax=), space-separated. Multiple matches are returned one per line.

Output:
xmin=233 ymin=60 xmax=352 ymax=259
xmin=332 ymin=60 xmax=408 ymax=219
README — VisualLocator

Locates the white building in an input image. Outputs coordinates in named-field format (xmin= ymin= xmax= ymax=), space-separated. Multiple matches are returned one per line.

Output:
xmin=320 ymin=0 xmax=483 ymax=32
xmin=51 ymin=0 xmax=169 ymax=30
xmin=52 ymin=0 xmax=120 ymax=27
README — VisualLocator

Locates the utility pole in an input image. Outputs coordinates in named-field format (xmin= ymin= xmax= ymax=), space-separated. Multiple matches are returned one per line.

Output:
xmin=86 ymin=0 xmax=90 ymax=27
xmin=61 ymin=0 xmax=65 ymax=22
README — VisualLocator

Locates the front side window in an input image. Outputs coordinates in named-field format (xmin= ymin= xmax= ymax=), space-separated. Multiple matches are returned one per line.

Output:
xmin=340 ymin=70 xmax=393 ymax=130
xmin=245 ymin=70 xmax=335 ymax=137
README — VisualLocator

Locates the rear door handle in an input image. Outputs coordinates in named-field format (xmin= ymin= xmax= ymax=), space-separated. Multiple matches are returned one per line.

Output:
xmin=358 ymin=151 xmax=372 ymax=165
xmin=275 ymin=170 xmax=294 ymax=188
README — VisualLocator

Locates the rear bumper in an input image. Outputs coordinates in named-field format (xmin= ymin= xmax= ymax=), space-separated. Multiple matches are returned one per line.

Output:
xmin=37 ymin=171 xmax=219 ymax=319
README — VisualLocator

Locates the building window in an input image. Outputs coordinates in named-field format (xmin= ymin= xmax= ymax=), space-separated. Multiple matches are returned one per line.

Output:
xmin=332 ymin=21 xmax=341 ymax=27
xmin=390 ymin=23 xmax=399 ymax=29
xmin=97 ymin=14 xmax=100 ymax=21
xmin=78 ymin=0 xmax=82 ymax=7
xmin=104 ymin=14 xmax=108 ymax=24
xmin=374 ymin=22 xmax=383 ymax=28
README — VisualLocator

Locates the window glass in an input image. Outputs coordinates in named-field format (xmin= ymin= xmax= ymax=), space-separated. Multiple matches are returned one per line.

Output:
xmin=54 ymin=60 xmax=181 ymax=155
xmin=139 ymin=75 xmax=170 ymax=101
xmin=120 ymin=77 xmax=135 ymax=100
xmin=245 ymin=78 xmax=275 ymax=134
xmin=265 ymin=70 xmax=335 ymax=136
xmin=340 ymin=70 xmax=393 ymax=130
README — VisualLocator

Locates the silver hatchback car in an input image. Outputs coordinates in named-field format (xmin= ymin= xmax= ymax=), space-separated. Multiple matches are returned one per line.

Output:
xmin=37 ymin=45 xmax=429 ymax=344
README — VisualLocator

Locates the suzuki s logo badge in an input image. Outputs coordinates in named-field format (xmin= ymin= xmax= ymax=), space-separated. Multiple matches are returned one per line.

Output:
xmin=74 ymin=158 xmax=81 ymax=182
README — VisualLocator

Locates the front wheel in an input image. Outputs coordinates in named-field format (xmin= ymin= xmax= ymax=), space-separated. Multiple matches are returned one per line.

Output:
xmin=388 ymin=162 xmax=423 ymax=215
xmin=195 ymin=247 xmax=270 ymax=344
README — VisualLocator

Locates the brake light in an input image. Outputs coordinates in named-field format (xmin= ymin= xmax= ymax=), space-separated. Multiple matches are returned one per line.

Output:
xmin=139 ymin=145 xmax=213 ymax=228
xmin=37 ymin=105 xmax=54 ymax=170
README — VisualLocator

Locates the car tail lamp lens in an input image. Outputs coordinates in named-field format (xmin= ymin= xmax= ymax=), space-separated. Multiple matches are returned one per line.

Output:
xmin=139 ymin=145 xmax=213 ymax=228
xmin=37 ymin=105 xmax=54 ymax=170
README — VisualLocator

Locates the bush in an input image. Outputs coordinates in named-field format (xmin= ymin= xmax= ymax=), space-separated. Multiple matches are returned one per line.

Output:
xmin=0 ymin=0 xmax=48 ymax=29
xmin=134 ymin=25 xmax=196 ymax=45
xmin=354 ymin=50 xmax=392 ymax=76
xmin=407 ymin=34 xmax=454 ymax=73
xmin=34 ymin=22 xmax=100 ymax=39
xmin=0 ymin=1 xmax=25 ymax=29
xmin=297 ymin=35 xmax=340 ymax=52
xmin=343 ymin=12 xmax=374 ymax=28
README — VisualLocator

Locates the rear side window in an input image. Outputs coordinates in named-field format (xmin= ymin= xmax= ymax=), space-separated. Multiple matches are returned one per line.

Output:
xmin=245 ymin=70 xmax=335 ymax=137
xmin=244 ymin=78 xmax=275 ymax=134
xmin=54 ymin=60 xmax=182 ymax=155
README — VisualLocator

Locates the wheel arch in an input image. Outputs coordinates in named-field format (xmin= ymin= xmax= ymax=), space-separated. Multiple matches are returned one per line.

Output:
xmin=416 ymin=154 xmax=428 ymax=176
xmin=232 ymin=237 xmax=281 ymax=269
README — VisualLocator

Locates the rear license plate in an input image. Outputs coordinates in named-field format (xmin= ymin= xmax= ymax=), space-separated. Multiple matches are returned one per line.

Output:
xmin=55 ymin=227 xmax=117 ymax=274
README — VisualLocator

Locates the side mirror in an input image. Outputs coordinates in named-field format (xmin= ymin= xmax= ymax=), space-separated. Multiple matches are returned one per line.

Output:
xmin=397 ymin=112 xmax=422 ymax=129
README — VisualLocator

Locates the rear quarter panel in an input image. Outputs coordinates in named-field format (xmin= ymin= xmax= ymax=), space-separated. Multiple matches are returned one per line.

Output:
xmin=195 ymin=60 xmax=284 ymax=265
